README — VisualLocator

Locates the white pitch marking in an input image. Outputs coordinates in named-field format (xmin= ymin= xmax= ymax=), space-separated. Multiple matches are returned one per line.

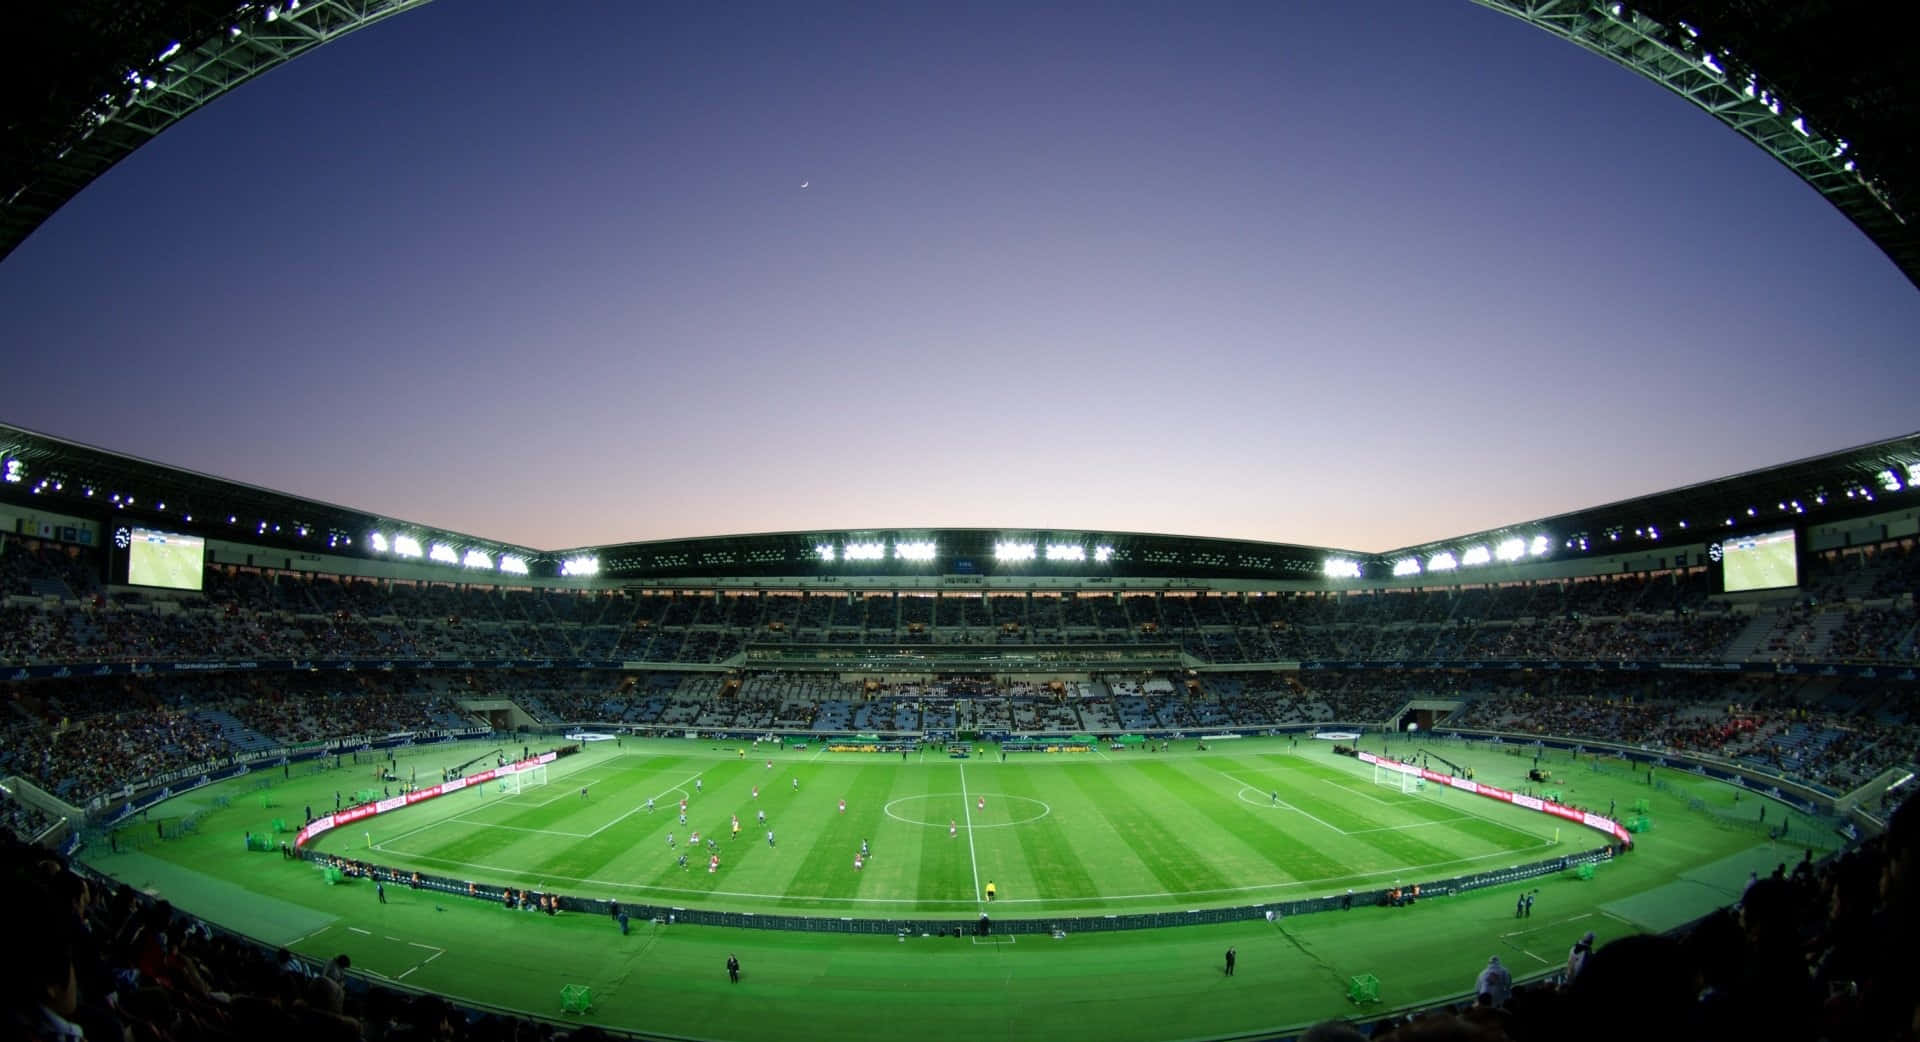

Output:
xmin=1210 ymin=768 xmax=1346 ymax=834
xmin=397 ymin=966 xmax=418 ymax=980
xmin=586 ymin=772 xmax=705 ymax=838
xmin=382 ymin=836 xmax=1555 ymax=908
xmin=348 ymin=927 xmax=371 ymax=935
xmin=959 ymin=762 xmax=983 ymax=904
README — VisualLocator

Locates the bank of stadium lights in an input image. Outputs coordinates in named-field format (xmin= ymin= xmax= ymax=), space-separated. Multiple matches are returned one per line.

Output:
xmin=1046 ymin=544 xmax=1085 ymax=563
xmin=2 ymin=458 xmax=22 ymax=484
xmin=813 ymin=543 xmax=838 ymax=562
xmin=1094 ymin=545 xmax=1114 ymax=563
xmin=1427 ymin=552 xmax=1458 ymax=572
xmin=427 ymin=543 xmax=459 ymax=565
xmin=1495 ymin=538 xmax=1525 ymax=563
xmin=392 ymin=535 xmax=424 ymax=559
xmin=498 ymin=555 xmax=529 ymax=576
xmin=459 ymin=549 xmax=492 ymax=569
xmin=1880 ymin=469 xmax=1905 ymax=493
xmin=1459 ymin=545 xmax=1491 ymax=567
xmin=560 ymin=555 xmax=599 ymax=577
xmin=844 ymin=541 xmax=886 ymax=562
xmin=1392 ymin=559 xmax=1422 ymax=577
xmin=896 ymin=541 xmax=938 ymax=562
xmin=994 ymin=541 xmax=1037 ymax=562
xmin=1322 ymin=558 xmax=1361 ymax=579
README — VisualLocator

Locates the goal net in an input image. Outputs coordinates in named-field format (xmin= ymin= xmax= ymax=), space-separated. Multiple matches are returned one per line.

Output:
xmin=502 ymin=764 xmax=549 ymax=795
xmin=1371 ymin=762 xmax=1421 ymax=794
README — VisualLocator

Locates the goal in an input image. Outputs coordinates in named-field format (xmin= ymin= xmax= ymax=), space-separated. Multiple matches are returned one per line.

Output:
xmin=502 ymin=763 xmax=549 ymax=795
xmin=1371 ymin=762 xmax=1422 ymax=794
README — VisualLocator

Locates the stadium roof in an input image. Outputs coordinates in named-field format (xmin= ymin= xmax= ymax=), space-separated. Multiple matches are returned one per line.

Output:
xmin=5 ymin=421 xmax=1918 ymax=584
xmin=4 ymin=1 xmax=1916 ymax=290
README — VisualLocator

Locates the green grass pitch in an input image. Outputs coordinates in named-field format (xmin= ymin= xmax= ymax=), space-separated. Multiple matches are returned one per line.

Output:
xmin=90 ymin=736 xmax=1824 ymax=1040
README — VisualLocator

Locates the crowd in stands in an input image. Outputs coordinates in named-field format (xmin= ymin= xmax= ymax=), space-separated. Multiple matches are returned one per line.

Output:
xmin=1307 ymin=795 xmax=1920 ymax=1042
xmin=4 ymin=831 xmax=616 ymax=1042
xmin=4 ymin=538 xmax=1916 ymax=669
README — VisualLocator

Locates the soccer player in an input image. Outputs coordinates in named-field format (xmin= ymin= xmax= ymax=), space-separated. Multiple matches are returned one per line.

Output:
xmin=838 ymin=798 xmax=846 ymax=814
xmin=691 ymin=830 xmax=700 ymax=845
xmin=853 ymin=854 xmax=863 ymax=871
xmin=678 ymin=853 xmax=688 ymax=869
xmin=756 ymin=809 xmax=766 ymax=824
xmin=709 ymin=854 xmax=719 ymax=873
xmin=860 ymin=838 xmax=869 ymax=858
xmin=696 ymin=779 xmax=703 ymax=793
xmin=679 ymin=811 xmax=688 ymax=825
xmin=680 ymin=798 xmax=687 ymax=813
xmin=792 ymin=777 xmax=799 ymax=791
xmin=668 ymin=832 xmax=675 ymax=848
xmin=732 ymin=819 xmax=741 ymax=839
xmin=984 ymin=881 xmax=996 ymax=902
xmin=752 ymin=786 xmax=759 ymax=799
xmin=978 ymin=796 xmax=985 ymax=811
xmin=950 ymin=819 xmax=957 ymax=839
xmin=1270 ymin=791 xmax=1278 ymax=805
xmin=767 ymin=829 xmax=775 ymax=847
xmin=646 ymin=797 xmax=654 ymax=813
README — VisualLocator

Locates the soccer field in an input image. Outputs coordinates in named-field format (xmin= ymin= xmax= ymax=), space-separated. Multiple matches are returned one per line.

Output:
xmin=90 ymin=736 xmax=1823 ymax=1040
xmin=339 ymin=741 xmax=1556 ymax=916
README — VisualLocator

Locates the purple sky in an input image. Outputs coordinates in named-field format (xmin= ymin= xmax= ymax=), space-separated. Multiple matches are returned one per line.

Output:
xmin=2 ymin=1 xmax=1915 ymax=554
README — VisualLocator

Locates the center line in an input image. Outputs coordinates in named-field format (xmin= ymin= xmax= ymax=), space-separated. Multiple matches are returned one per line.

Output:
xmin=958 ymin=761 xmax=982 ymax=904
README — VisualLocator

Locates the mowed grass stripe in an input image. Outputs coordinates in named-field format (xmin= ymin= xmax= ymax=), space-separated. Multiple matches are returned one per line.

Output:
xmin=780 ymin=764 xmax=898 ymax=901
xmin=1284 ymin=757 xmax=1550 ymax=851
xmin=1161 ymin=758 xmax=1351 ymax=883
xmin=990 ymin=765 xmax=1098 ymax=905
xmin=1012 ymin=764 xmax=1171 ymax=901
xmin=407 ymin=759 xmax=697 ymax=865
xmin=1250 ymin=769 xmax=1490 ymax=871
xmin=1068 ymin=763 xmax=1234 ymax=899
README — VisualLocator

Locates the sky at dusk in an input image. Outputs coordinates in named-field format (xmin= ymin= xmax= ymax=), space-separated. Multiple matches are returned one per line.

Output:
xmin=2 ymin=0 xmax=1915 ymax=555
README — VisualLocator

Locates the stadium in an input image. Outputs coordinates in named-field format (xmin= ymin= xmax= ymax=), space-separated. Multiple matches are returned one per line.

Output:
xmin=4 ymin=3 xmax=1920 ymax=1042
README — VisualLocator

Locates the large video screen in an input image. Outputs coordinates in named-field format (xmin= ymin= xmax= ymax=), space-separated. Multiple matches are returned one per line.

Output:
xmin=1720 ymin=528 xmax=1798 ymax=593
xmin=126 ymin=527 xmax=206 ymax=591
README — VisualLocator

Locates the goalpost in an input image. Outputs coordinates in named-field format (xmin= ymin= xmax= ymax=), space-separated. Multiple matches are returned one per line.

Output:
xmin=502 ymin=764 xmax=549 ymax=795
xmin=1371 ymin=762 xmax=1422 ymax=794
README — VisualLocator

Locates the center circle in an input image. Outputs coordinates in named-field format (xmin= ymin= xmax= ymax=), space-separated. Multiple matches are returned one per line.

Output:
xmin=882 ymin=793 xmax=1052 ymax=828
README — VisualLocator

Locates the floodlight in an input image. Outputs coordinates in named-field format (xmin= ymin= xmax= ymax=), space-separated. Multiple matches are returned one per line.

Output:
xmin=896 ymin=541 xmax=937 ymax=562
xmin=995 ymin=541 xmax=1036 ymax=562
xmin=1046 ymin=544 xmax=1085 ymax=562
xmin=1908 ymin=464 xmax=1920 ymax=486
xmin=1879 ymin=469 xmax=1904 ymax=492
xmin=814 ymin=543 xmax=837 ymax=562
xmin=2 ymin=458 xmax=22 ymax=483
xmin=1528 ymin=535 xmax=1550 ymax=557
xmin=369 ymin=532 xmax=389 ymax=553
xmin=1322 ymin=558 xmax=1361 ymax=579
xmin=158 ymin=41 xmax=181 ymax=61
xmin=498 ymin=555 xmax=529 ymax=575
xmin=561 ymin=555 xmax=599 ymax=577
xmin=428 ymin=543 xmax=459 ymax=565
xmin=462 ymin=549 xmax=492 ymax=569
xmin=1460 ymin=545 xmax=1491 ymax=567
xmin=392 ymin=535 xmax=423 ymax=558
xmin=1428 ymin=552 xmax=1458 ymax=572
xmin=844 ymin=541 xmax=885 ymax=561
xmin=1392 ymin=559 xmax=1422 ymax=577
xmin=1494 ymin=538 xmax=1525 ymax=562
xmin=1093 ymin=545 xmax=1114 ymax=563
